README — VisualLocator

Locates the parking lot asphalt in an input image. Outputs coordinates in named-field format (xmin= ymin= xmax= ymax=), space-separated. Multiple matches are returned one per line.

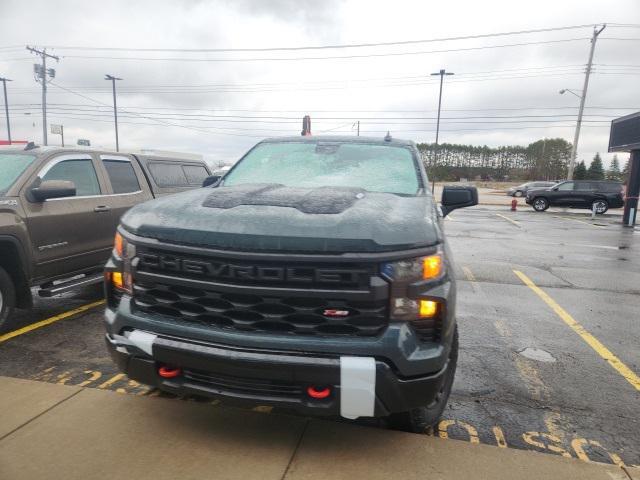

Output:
xmin=0 ymin=206 xmax=638 ymax=468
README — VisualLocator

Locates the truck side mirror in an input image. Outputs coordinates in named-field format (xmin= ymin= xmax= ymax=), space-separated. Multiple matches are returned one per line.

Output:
xmin=441 ymin=185 xmax=478 ymax=217
xmin=202 ymin=175 xmax=222 ymax=187
xmin=30 ymin=180 xmax=76 ymax=202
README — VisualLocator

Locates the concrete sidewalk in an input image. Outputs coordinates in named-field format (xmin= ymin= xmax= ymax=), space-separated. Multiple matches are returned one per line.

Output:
xmin=0 ymin=376 xmax=636 ymax=480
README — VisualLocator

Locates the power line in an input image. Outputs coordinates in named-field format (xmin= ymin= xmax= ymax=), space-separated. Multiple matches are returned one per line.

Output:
xmin=47 ymin=82 xmax=273 ymax=138
xmin=60 ymin=37 xmax=591 ymax=62
xmin=6 ymin=70 xmax=593 ymax=97
xmin=29 ymin=111 xmax=612 ymax=134
xmin=9 ymin=106 xmax=621 ymax=121
xmin=43 ymin=24 xmax=604 ymax=53
xmin=9 ymin=103 xmax=640 ymax=112
xmin=19 ymin=64 xmax=586 ymax=91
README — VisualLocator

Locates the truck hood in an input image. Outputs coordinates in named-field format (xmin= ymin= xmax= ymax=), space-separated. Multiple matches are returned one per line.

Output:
xmin=121 ymin=184 xmax=441 ymax=253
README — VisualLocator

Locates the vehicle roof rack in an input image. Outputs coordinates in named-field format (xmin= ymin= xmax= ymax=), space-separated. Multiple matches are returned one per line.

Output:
xmin=24 ymin=141 xmax=39 ymax=151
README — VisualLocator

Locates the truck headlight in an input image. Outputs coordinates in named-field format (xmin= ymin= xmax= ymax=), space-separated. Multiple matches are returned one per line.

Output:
xmin=381 ymin=252 xmax=444 ymax=321
xmin=111 ymin=231 xmax=135 ymax=294
xmin=390 ymin=298 xmax=440 ymax=321
xmin=381 ymin=253 xmax=443 ymax=283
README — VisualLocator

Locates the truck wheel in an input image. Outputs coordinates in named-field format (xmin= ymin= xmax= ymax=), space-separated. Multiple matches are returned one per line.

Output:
xmin=532 ymin=197 xmax=549 ymax=212
xmin=387 ymin=327 xmax=458 ymax=433
xmin=592 ymin=199 xmax=608 ymax=214
xmin=0 ymin=266 xmax=17 ymax=332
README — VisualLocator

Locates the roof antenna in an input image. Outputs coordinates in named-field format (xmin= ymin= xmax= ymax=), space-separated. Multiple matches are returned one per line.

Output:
xmin=24 ymin=141 xmax=38 ymax=151
xmin=384 ymin=131 xmax=392 ymax=142
xmin=301 ymin=115 xmax=312 ymax=136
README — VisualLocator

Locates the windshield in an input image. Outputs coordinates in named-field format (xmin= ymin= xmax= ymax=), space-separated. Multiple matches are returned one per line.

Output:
xmin=0 ymin=153 xmax=36 ymax=195
xmin=223 ymin=141 xmax=421 ymax=195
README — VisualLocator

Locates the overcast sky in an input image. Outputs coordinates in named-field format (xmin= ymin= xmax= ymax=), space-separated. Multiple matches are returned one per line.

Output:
xmin=1 ymin=0 xmax=638 ymax=168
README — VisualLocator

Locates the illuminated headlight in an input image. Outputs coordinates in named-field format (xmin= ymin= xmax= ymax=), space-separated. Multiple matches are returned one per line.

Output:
xmin=113 ymin=231 xmax=136 ymax=261
xmin=390 ymin=298 xmax=440 ymax=321
xmin=382 ymin=251 xmax=444 ymax=321
xmin=111 ymin=231 xmax=135 ymax=293
xmin=381 ymin=253 xmax=443 ymax=283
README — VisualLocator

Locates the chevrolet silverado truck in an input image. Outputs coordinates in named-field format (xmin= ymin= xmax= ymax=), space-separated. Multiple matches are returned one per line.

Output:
xmin=104 ymin=136 xmax=477 ymax=432
xmin=0 ymin=144 xmax=211 ymax=331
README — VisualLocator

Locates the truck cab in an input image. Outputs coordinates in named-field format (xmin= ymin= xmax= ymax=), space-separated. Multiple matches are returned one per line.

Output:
xmin=0 ymin=145 xmax=211 ymax=330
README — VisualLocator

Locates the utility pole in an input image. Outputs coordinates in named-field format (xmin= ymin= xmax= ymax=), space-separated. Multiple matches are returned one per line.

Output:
xmin=566 ymin=24 xmax=606 ymax=180
xmin=0 ymin=77 xmax=11 ymax=142
xmin=26 ymin=46 xmax=59 ymax=146
xmin=105 ymin=74 xmax=122 ymax=151
xmin=430 ymin=69 xmax=454 ymax=193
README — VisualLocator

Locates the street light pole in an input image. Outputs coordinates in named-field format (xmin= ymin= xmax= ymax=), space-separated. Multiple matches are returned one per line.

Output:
xmin=105 ymin=74 xmax=122 ymax=151
xmin=563 ymin=24 xmax=606 ymax=180
xmin=0 ymin=77 xmax=12 ymax=143
xmin=430 ymin=69 xmax=454 ymax=193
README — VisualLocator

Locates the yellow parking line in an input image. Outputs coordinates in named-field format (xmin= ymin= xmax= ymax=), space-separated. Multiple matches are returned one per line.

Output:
xmin=461 ymin=266 xmax=476 ymax=282
xmin=514 ymin=270 xmax=640 ymax=391
xmin=98 ymin=373 xmax=126 ymax=389
xmin=495 ymin=213 xmax=521 ymax=228
xmin=0 ymin=300 xmax=105 ymax=344
xmin=552 ymin=215 xmax=605 ymax=229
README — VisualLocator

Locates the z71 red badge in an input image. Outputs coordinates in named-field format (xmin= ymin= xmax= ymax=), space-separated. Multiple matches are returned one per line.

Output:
xmin=323 ymin=309 xmax=350 ymax=317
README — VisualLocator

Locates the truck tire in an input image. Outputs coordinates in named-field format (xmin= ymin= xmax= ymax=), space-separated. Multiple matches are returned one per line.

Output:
xmin=387 ymin=327 xmax=458 ymax=433
xmin=0 ymin=266 xmax=17 ymax=332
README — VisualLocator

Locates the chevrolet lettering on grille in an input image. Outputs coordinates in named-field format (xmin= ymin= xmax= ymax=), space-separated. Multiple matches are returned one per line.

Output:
xmin=137 ymin=253 xmax=368 ymax=286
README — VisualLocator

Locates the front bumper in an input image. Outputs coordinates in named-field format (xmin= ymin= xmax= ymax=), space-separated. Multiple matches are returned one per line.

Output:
xmin=105 ymin=327 xmax=450 ymax=418
xmin=103 ymin=234 xmax=457 ymax=418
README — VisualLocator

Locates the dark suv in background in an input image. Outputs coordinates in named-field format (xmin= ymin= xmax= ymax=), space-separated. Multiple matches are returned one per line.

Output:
xmin=526 ymin=180 xmax=624 ymax=214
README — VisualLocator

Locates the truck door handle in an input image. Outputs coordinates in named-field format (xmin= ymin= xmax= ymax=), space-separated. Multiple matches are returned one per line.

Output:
xmin=94 ymin=205 xmax=111 ymax=213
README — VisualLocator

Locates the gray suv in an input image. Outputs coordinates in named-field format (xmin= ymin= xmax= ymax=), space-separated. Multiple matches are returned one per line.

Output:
xmin=507 ymin=181 xmax=557 ymax=197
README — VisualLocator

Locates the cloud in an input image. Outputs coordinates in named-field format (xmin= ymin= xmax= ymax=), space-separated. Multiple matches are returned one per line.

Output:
xmin=0 ymin=0 xmax=637 ymax=167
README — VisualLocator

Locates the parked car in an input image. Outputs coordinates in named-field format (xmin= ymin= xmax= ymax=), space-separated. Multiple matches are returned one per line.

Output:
xmin=104 ymin=135 xmax=478 ymax=432
xmin=0 ymin=144 xmax=211 ymax=330
xmin=525 ymin=180 xmax=624 ymax=214
xmin=507 ymin=181 xmax=556 ymax=197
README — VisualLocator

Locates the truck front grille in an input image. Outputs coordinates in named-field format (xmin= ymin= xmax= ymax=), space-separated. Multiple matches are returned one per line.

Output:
xmin=132 ymin=281 xmax=387 ymax=337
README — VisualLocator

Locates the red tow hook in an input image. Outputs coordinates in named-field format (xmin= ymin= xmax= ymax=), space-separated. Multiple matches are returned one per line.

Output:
xmin=307 ymin=386 xmax=331 ymax=399
xmin=158 ymin=366 xmax=182 ymax=378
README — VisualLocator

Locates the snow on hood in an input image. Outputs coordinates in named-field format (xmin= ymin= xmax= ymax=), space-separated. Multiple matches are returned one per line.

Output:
xmin=121 ymin=184 xmax=441 ymax=253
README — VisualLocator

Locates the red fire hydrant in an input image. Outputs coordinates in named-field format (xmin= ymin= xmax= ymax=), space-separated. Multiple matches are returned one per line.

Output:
xmin=511 ymin=198 xmax=517 ymax=211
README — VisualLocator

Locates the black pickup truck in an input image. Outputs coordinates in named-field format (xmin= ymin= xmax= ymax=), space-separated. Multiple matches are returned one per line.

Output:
xmin=104 ymin=135 xmax=477 ymax=432
xmin=0 ymin=145 xmax=211 ymax=330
